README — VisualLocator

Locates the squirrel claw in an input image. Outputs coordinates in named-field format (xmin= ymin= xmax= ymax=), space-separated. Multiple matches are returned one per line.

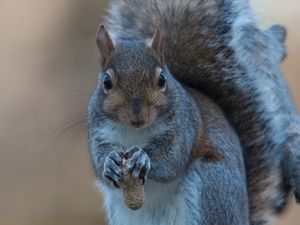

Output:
xmin=103 ymin=151 xmax=124 ymax=188
xmin=124 ymin=146 xmax=151 ymax=183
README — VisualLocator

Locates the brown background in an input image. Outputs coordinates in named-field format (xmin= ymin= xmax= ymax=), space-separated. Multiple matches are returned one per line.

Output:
xmin=0 ymin=0 xmax=299 ymax=224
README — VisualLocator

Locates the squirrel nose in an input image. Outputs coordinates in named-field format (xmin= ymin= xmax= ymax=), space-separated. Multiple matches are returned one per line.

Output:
xmin=130 ymin=120 xmax=145 ymax=128
xmin=129 ymin=97 xmax=147 ymax=127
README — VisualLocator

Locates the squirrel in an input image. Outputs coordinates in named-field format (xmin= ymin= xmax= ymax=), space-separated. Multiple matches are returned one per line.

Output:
xmin=101 ymin=0 xmax=300 ymax=224
xmin=88 ymin=25 xmax=250 ymax=224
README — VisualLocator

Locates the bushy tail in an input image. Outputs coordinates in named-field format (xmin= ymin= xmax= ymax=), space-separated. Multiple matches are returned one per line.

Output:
xmin=104 ymin=0 xmax=249 ymax=79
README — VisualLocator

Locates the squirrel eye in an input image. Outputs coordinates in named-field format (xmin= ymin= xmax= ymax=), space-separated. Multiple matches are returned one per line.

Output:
xmin=158 ymin=70 xmax=166 ymax=89
xmin=103 ymin=72 xmax=113 ymax=91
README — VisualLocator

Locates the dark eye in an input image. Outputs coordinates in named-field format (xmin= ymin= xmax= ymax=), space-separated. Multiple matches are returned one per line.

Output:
xmin=158 ymin=70 xmax=166 ymax=89
xmin=103 ymin=72 xmax=113 ymax=91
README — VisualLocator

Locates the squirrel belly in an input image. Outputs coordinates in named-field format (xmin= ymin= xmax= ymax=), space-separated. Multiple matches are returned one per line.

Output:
xmin=97 ymin=176 xmax=187 ymax=225
xmin=103 ymin=0 xmax=300 ymax=224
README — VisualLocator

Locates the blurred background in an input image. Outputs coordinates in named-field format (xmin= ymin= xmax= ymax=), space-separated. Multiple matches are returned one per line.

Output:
xmin=0 ymin=0 xmax=299 ymax=224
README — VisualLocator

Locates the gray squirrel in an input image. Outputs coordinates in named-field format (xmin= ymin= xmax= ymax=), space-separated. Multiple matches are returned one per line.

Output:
xmin=104 ymin=0 xmax=300 ymax=223
xmin=88 ymin=0 xmax=300 ymax=224
xmin=88 ymin=24 xmax=249 ymax=225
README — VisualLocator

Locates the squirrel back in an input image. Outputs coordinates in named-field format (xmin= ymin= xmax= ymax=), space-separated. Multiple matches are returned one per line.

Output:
xmin=103 ymin=0 xmax=300 ymax=224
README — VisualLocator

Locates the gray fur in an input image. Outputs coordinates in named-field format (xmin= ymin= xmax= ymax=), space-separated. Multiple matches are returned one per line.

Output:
xmin=103 ymin=0 xmax=300 ymax=224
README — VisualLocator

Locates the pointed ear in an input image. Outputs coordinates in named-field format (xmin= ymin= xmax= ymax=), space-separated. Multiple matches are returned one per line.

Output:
xmin=150 ymin=25 xmax=165 ymax=64
xmin=96 ymin=24 xmax=115 ymax=65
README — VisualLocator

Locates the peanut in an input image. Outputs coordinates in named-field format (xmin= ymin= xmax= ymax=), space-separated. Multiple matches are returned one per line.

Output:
xmin=122 ymin=160 xmax=145 ymax=210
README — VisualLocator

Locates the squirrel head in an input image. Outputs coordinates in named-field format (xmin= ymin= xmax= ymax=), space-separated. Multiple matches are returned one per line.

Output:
xmin=95 ymin=25 xmax=172 ymax=128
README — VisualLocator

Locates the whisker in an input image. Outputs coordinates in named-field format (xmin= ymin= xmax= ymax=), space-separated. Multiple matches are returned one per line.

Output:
xmin=43 ymin=112 xmax=88 ymax=147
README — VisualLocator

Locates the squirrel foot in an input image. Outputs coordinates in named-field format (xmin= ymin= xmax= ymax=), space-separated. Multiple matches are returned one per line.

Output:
xmin=291 ymin=182 xmax=300 ymax=204
xmin=293 ymin=190 xmax=300 ymax=204
xmin=284 ymin=133 xmax=300 ymax=204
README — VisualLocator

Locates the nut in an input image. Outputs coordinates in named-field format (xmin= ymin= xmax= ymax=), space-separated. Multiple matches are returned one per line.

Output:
xmin=122 ymin=160 xmax=145 ymax=210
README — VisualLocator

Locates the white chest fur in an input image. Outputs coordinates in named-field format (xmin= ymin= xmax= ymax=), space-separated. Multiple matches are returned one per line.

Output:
xmin=97 ymin=179 xmax=187 ymax=225
xmin=97 ymin=121 xmax=164 ymax=149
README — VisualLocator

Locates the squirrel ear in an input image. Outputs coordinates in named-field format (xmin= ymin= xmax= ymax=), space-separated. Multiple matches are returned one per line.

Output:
xmin=150 ymin=25 xmax=165 ymax=64
xmin=96 ymin=24 xmax=115 ymax=65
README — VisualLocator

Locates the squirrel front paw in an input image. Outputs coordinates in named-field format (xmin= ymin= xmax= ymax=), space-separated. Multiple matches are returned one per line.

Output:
xmin=103 ymin=151 xmax=124 ymax=188
xmin=123 ymin=146 xmax=151 ymax=184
